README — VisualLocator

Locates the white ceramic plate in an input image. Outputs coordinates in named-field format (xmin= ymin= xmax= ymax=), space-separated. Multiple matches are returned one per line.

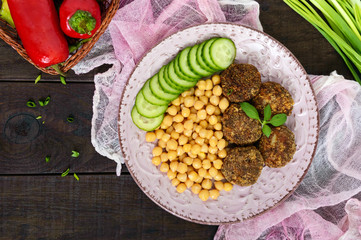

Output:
xmin=118 ymin=23 xmax=319 ymax=225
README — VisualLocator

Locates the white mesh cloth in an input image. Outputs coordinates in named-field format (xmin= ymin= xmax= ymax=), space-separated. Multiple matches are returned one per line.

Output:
xmin=72 ymin=1 xmax=361 ymax=239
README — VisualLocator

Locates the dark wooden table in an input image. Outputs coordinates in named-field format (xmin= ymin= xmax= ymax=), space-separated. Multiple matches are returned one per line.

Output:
xmin=0 ymin=1 xmax=354 ymax=239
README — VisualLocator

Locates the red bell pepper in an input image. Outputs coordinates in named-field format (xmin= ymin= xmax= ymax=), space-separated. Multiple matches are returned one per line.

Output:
xmin=7 ymin=0 xmax=69 ymax=69
xmin=59 ymin=0 xmax=101 ymax=39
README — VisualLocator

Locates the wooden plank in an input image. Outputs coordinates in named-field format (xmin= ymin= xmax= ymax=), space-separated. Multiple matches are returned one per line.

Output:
xmin=0 ymin=174 xmax=218 ymax=240
xmin=0 ymin=82 xmax=118 ymax=174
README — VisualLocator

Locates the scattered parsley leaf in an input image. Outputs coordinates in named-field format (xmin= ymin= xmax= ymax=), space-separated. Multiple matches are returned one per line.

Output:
xmin=44 ymin=96 xmax=50 ymax=106
xmin=71 ymin=150 xmax=79 ymax=158
xmin=45 ymin=156 xmax=50 ymax=162
xmin=60 ymin=75 xmax=67 ymax=85
xmin=61 ymin=168 xmax=70 ymax=177
xmin=38 ymin=100 xmax=45 ymax=106
xmin=35 ymin=74 xmax=42 ymax=84
xmin=36 ymin=116 xmax=42 ymax=119
xmin=26 ymin=100 xmax=36 ymax=108
xmin=227 ymin=89 xmax=234 ymax=95
xmin=73 ymin=173 xmax=80 ymax=181
xmin=67 ymin=115 xmax=74 ymax=123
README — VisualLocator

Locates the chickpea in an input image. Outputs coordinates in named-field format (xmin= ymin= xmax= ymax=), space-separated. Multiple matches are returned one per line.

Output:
xmin=167 ymin=139 xmax=178 ymax=151
xmin=145 ymin=132 xmax=156 ymax=142
xmin=191 ymin=144 xmax=202 ymax=155
xmin=184 ymin=96 xmax=195 ymax=107
xmin=210 ymin=95 xmax=220 ymax=106
xmin=161 ymin=133 xmax=171 ymax=142
xmin=208 ymin=115 xmax=218 ymax=125
xmin=188 ymin=171 xmax=199 ymax=182
xmin=185 ymin=179 xmax=194 ymax=188
xmin=188 ymin=113 xmax=197 ymax=122
xmin=168 ymin=150 xmax=177 ymax=161
xmin=214 ymin=172 xmax=225 ymax=181
xmin=213 ymin=159 xmax=223 ymax=169
xmin=207 ymin=153 xmax=217 ymax=161
xmin=170 ymin=161 xmax=179 ymax=172
xmin=183 ymin=129 xmax=192 ymax=137
xmin=177 ymin=162 xmax=188 ymax=174
xmin=181 ymin=89 xmax=193 ymax=97
xmin=208 ymin=167 xmax=218 ymax=177
xmin=194 ymin=100 xmax=205 ymax=110
xmin=155 ymin=129 xmax=164 ymax=139
xmin=173 ymin=114 xmax=184 ymax=123
xmin=163 ymin=115 xmax=173 ymax=126
xmin=191 ymin=183 xmax=202 ymax=194
xmin=197 ymin=80 xmax=206 ymax=90
xmin=152 ymin=146 xmax=163 ymax=157
xmin=197 ymin=109 xmax=207 ymax=120
xmin=179 ymin=152 xmax=187 ymax=161
xmin=177 ymin=172 xmax=187 ymax=182
xmin=205 ymin=104 xmax=216 ymax=115
xmin=183 ymin=156 xmax=193 ymax=165
xmin=218 ymin=149 xmax=227 ymax=158
xmin=178 ymin=135 xmax=188 ymax=146
xmin=194 ymin=88 xmax=204 ymax=97
xmin=195 ymin=175 xmax=204 ymax=183
xmin=214 ymin=181 xmax=224 ymax=191
xmin=160 ymin=162 xmax=169 ymax=172
xmin=202 ymin=159 xmax=212 ymax=170
xmin=209 ymin=136 xmax=218 ymax=147
xmin=191 ymin=132 xmax=198 ymax=140
xmin=205 ymin=79 xmax=213 ymax=90
xmin=201 ymin=144 xmax=209 ymax=153
xmin=158 ymin=139 xmax=166 ymax=148
xmin=167 ymin=170 xmax=177 ymax=180
xmin=199 ymin=96 xmax=208 ymax=105
xmin=184 ymin=119 xmax=193 ymax=130
xmin=219 ymin=97 xmax=230 ymax=112
xmin=199 ymin=189 xmax=210 ymax=201
xmin=217 ymin=139 xmax=227 ymax=150
xmin=212 ymin=74 xmax=221 ymax=85
xmin=167 ymin=105 xmax=177 ymax=116
xmin=165 ymin=126 xmax=174 ymax=135
xmin=208 ymin=146 xmax=218 ymax=155
xmin=212 ymin=85 xmax=222 ymax=96
xmin=173 ymin=123 xmax=184 ymax=133
xmin=160 ymin=152 xmax=168 ymax=162
xmin=206 ymin=130 xmax=214 ymax=139
xmin=214 ymin=106 xmax=221 ymax=115
xmin=214 ymin=122 xmax=222 ymax=131
xmin=214 ymin=131 xmax=223 ymax=140
xmin=198 ymin=167 xmax=207 ymax=177
xmin=195 ymin=136 xmax=205 ymax=145
xmin=181 ymin=107 xmax=191 ymax=118
xmin=197 ymin=152 xmax=206 ymax=160
xmin=192 ymin=158 xmax=202 ymax=169
xmin=152 ymin=156 xmax=161 ymax=166
xmin=209 ymin=189 xmax=220 ymax=200
xmin=199 ymin=128 xmax=208 ymax=139
xmin=172 ymin=178 xmax=180 ymax=186
xmin=224 ymin=182 xmax=233 ymax=191
xmin=183 ymin=143 xmax=192 ymax=152
xmin=176 ymin=183 xmax=187 ymax=193
xmin=171 ymin=97 xmax=181 ymax=106
xmin=205 ymin=90 xmax=212 ymax=98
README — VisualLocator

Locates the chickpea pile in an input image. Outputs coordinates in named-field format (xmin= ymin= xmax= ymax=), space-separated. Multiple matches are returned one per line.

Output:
xmin=146 ymin=74 xmax=233 ymax=201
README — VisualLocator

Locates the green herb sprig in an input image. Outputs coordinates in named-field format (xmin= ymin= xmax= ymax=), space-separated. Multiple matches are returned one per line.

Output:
xmin=240 ymin=102 xmax=287 ymax=137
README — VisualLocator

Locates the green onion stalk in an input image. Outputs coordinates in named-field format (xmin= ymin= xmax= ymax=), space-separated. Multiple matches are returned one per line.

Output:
xmin=284 ymin=0 xmax=361 ymax=84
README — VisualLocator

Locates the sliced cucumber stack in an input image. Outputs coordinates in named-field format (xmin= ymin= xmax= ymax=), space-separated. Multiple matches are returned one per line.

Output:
xmin=131 ymin=37 xmax=236 ymax=131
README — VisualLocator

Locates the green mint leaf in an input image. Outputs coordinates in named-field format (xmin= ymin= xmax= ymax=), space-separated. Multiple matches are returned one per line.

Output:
xmin=26 ymin=100 xmax=36 ymax=108
xmin=44 ymin=96 xmax=50 ymax=106
xmin=262 ymin=124 xmax=272 ymax=138
xmin=240 ymin=102 xmax=260 ymax=120
xmin=264 ymin=104 xmax=272 ymax=121
xmin=269 ymin=113 xmax=287 ymax=127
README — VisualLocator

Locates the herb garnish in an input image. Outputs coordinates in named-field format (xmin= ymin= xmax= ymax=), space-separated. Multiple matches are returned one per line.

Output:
xmin=60 ymin=75 xmax=67 ymax=85
xmin=71 ymin=150 xmax=79 ymax=158
xmin=227 ymin=89 xmax=234 ymax=95
xmin=73 ymin=173 xmax=80 ymax=181
xmin=67 ymin=115 xmax=74 ymax=123
xmin=45 ymin=155 xmax=50 ymax=163
xmin=61 ymin=168 xmax=70 ymax=177
xmin=35 ymin=73 xmax=42 ymax=84
xmin=240 ymin=102 xmax=287 ymax=137
xmin=26 ymin=100 xmax=36 ymax=108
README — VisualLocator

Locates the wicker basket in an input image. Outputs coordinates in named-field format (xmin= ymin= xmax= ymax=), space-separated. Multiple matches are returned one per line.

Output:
xmin=0 ymin=0 xmax=120 ymax=75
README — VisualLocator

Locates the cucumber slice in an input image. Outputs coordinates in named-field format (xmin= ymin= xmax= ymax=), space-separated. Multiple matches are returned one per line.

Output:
xmin=167 ymin=61 xmax=199 ymax=89
xmin=158 ymin=65 xmax=185 ymax=94
xmin=202 ymin=38 xmax=222 ymax=71
xmin=131 ymin=106 xmax=164 ymax=132
xmin=178 ymin=47 xmax=202 ymax=79
xmin=173 ymin=54 xmax=197 ymax=82
xmin=196 ymin=41 xmax=218 ymax=72
xmin=142 ymin=79 xmax=170 ymax=106
xmin=135 ymin=89 xmax=168 ymax=118
xmin=188 ymin=44 xmax=213 ymax=77
xmin=209 ymin=38 xmax=236 ymax=69
xmin=149 ymin=74 xmax=179 ymax=102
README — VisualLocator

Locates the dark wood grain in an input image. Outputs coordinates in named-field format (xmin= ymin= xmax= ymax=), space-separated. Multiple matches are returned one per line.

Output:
xmin=0 ymin=175 xmax=217 ymax=240
xmin=0 ymin=82 xmax=117 ymax=174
